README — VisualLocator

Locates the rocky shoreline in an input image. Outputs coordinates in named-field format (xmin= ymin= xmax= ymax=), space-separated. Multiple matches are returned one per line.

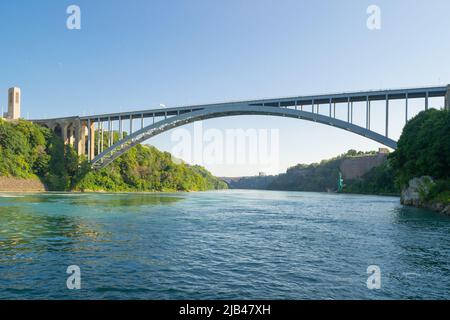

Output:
xmin=401 ymin=176 xmax=450 ymax=216
xmin=0 ymin=176 xmax=47 ymax=192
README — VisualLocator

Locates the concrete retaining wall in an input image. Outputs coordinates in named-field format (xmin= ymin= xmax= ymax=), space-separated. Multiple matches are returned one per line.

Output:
xmin=0 ymin=176 xmax=47 ymax=192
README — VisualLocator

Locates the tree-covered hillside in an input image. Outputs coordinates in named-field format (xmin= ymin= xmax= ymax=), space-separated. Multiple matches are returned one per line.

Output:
xmin=227 ymin=150 xmax=395 ymax=194
xmin=0 ymin=119 xmax=78 ymax=190
xmin=390 ymin=109 xmax=450 ymax=204
xmin=0 ymin=119 xmax=227 ymax=192
xmin=74 ymin=144 xmax=228 ymax=192
xmin=268 ymin=156 xmax=343 ymax=192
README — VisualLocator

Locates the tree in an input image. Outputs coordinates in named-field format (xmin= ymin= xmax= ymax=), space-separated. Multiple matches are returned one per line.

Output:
xmin=390 ymin=109 xmax=450 ymax=187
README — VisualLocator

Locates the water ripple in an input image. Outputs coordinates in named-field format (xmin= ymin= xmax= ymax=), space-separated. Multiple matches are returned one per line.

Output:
xmin=0 ymin=191 xmax=449 ymax=300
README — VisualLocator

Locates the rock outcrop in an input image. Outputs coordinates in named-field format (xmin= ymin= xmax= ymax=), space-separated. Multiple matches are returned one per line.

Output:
xmin=401 ymin=176 xmax=450 ymax=215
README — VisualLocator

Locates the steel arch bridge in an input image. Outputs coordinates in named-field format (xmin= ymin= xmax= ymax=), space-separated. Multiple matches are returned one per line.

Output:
xmin=91 ymin=105 xmax=397 ymax=169
xmin=32 ymin=85 xmax=450 ymax=170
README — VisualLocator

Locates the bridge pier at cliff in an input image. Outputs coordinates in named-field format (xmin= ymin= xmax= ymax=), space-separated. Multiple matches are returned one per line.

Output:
xmin=75 ymin=119 xmax=85 ymax=156
xmin=32 ymin=117 xmax=94 ymax=160
xmin=75 ymin=119 xmax=95 ymax=161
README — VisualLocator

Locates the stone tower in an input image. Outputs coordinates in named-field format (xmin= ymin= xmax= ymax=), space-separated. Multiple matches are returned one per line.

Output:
xmin=7 ymin=87 xmax=21 ymax=119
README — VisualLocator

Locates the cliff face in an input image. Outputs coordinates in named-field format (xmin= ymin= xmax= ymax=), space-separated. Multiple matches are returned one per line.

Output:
xmin=340 ymin=153 xmax=388 ymax=180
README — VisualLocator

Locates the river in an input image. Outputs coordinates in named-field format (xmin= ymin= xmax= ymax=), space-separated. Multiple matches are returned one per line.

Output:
xmin=0 ymin=190 xmax=449 ymax=300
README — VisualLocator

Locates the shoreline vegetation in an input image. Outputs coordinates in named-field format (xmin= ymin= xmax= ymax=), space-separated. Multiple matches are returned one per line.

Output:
xmin=225 ymin=150 xmax=398 ymax=196
xmin=0 ymin=119 xmax=227 ymax=193
xmin=1 ymin=109 xmax=448 ymax=215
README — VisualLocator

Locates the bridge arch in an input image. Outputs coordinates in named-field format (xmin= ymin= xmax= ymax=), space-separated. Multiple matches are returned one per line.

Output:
xmin=91 ymin=105 xmax=397 ymax=169
xmin=53 ymin=124 xmax=63 ymax=138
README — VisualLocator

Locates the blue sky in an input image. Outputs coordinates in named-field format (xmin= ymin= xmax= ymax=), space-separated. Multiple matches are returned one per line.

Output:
xmin=1 ymin=0 xmax=449 ymax=176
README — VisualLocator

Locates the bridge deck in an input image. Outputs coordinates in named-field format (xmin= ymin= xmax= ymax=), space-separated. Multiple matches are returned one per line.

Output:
xmin=30 ymin=85 xmax=447 ymax=123
xmin=77 ymin=85 xmax=447 ymax=122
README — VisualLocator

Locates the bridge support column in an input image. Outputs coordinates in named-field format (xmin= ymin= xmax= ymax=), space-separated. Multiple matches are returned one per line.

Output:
xmin=366 ymin=96 xmax=369 ymax=129
xmin=97 ymin=118 xmax=101 ymax=155
xmin=446 ymin=85 xmax=450 ymax=110
xmin=68 ymin=124 xmax=75 ymax=147
xmin=100 ymin=121 xmax=104 ymax=153
xmin=62 ymin=123 xmax=69 ymax=145
xmin=130 ymin=116 xmax=133 ymax=134
xmin=89 ymin=121 xmax=95 ymax=161
xmin=405 ymin=93 xmax=409 ymax=124
xmin=119 ymin=116 xmax=123 ymax=139
xmin=109 ymin=119 xmax=114 ymax=147
xmin=88 ymin=120 xmax=95 ymax=161
xmin=87 ymin=119 xmax=91 ymax=160
xmin=329 ymin=99 xmax=332 ymax=117
xmin=350 ymin=102 xmax=354 ymax=123
xmin=385 ymin=96 xmax=389 ymax=137
xmin=347 ymin=97 xmax=350 ymax=123
xmin=76 ymin=120 xmax=86 ymax=156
